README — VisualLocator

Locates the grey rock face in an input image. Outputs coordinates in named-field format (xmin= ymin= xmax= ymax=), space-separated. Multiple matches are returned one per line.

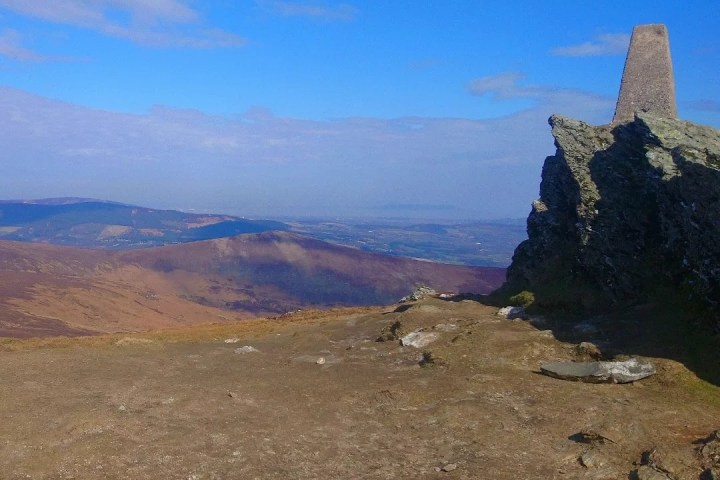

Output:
xmin=505 ymin=113 xmax=720 ymax=314
xmin=540 ymin=358 xmax=656 ymax=383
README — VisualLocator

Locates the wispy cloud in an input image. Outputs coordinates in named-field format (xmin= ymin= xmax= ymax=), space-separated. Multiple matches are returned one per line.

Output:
xmin=258 ymin=1 xmax=358 ymax=21
xmin=0 ymin=0 xmax=245 ymax=48
xmin=687 ymin=99 xmax=720 ymax=113
xmin=467 ymin=72 xmax=613 ymax=122
xmin=0 ymin=29 xmax=51 ymax=61
xmin=467 ymin=72 xmax=535 ymax=100
xmin=551 ymin=33 xmax=630 ymax=57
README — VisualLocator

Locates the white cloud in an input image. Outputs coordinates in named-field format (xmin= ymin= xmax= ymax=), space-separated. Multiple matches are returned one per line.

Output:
xmin=687 ymin=99 xmax=720 ymax=113
xmin=258 ymin=1 xmax=358 ymax=21
xmin=0 ymin=0 xmax=196 ymax=25
xmin=552 ymin=33 xmax=630 ymax=57
xmin=467 ymin=72 xmax=535 ymax=99
xmin=0 ymin=83 xmax=614 ymax=218
xmin=0 ymin=0 xmax=245 ymax=48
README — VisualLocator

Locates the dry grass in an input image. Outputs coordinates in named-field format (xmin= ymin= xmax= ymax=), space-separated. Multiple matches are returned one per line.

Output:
xmin=1 ymin=298 xmax=718 ymax=479
xmin=0 ymin=305 xmax=386 ymax=352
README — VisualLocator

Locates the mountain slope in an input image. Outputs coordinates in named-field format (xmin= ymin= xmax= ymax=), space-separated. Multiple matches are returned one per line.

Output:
xmin=119 ymin=231 xmax=505 ymax=311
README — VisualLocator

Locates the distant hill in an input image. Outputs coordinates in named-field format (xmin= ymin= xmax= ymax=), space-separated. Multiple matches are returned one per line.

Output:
xmin=287 ymin=218 xmax=527 ymax=267
xmin=0 ymin=198 xmax=526 ymax=267
xmin=0 ymin=232 xmax=505 ymax=337
xmin=0 ymin=198 xmax=288 ymax=248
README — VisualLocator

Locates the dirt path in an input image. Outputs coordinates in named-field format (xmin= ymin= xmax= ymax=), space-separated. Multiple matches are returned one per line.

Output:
xmin=0 ymin=299 xmax=718 ymax=479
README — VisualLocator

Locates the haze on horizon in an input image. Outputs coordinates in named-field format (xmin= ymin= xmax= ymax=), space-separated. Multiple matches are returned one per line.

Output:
xmin=0 ymin=1 xmax=717 ymax=220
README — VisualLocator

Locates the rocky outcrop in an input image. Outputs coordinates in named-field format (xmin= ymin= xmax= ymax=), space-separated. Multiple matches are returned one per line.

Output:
xmin=504 ymin=113 xmax=720 ymax=314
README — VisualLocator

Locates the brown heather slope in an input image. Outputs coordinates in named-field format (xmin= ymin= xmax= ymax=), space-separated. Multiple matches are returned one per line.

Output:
xmin=118 ymin=231 xmax=505 ymax=312
xmin=0 ymin=232 xmax=504 ymax=338
xmin=0 ymin=240 xmax=245 ymax=338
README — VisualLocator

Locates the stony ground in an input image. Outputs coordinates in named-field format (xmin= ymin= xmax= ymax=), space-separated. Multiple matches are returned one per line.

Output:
xmin=0 ymin=298 xmax=718 ymax=479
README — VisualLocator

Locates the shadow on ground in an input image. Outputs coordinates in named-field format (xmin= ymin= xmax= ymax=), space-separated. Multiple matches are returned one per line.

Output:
xmin=443 ymin=295 xmax=720 ymax=388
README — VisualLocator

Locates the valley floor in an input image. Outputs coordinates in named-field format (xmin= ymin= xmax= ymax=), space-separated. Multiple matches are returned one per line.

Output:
xmin=0 ymin=299 xmax=718 ymax=479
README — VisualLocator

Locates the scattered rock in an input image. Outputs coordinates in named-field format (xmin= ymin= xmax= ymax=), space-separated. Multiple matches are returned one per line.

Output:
xmin=292 ymin=354 xmax=340 ymax=365
xmin=497 ymin=306 xmax=526 ymax=320
xmin=631 ymin=448 xmax=676 ymax=480
xmin=540 ymin=358 xmax=656 ymax=383
xmin=633 ymin=465 xmax=673 ymax=480
xmin=224 ymin=338 xmax=240 ymax=344
xmin=580 ymin=449 xmax=609 ymax=468
xmin=642 ymin=448 xmax=676 ymax=476
xmin=400 ymin=286 xmax=437 ymax=302
xmin=400 ymin=330 xmax=440 ymax=349
xmin=376 ymin=320 xmax=403 ymax=342
xmin=419 ymin=351 xmax=435 ymax=367
xmin=576 ymin=341 xmax=603 ymax=360
xmin=234 ymin=346 xmax=259 ymax=354
xmin=433 ymin=323 xmax=459 ymax=332
xmin=441 ymin=463 xmax=457 ymax=472
xmin=697 ymin=430 xmax=720 ymax=471
xmin=701 ymin=469 xmax=720 ymax=480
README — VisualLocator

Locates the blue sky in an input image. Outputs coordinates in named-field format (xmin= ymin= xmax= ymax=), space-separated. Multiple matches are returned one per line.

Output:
xmin=0 ymin=1 xmax=718 ymax=220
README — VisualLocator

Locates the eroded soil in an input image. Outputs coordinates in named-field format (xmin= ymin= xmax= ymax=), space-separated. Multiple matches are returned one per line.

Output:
xmin=0 ymin=299 xmax=718 ymax=479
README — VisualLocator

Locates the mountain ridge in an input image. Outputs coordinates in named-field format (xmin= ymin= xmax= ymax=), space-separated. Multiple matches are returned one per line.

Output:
xmin=0 ymin=198 xmax=288 ymax=249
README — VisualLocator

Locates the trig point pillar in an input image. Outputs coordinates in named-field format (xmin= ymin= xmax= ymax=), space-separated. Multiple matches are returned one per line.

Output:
xmin=612 ymin=24 xmax=677 ymax=124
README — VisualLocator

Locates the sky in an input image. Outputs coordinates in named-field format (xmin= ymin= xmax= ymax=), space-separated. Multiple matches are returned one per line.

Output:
xmin=0 ymin=1 xmax=718 ymax=220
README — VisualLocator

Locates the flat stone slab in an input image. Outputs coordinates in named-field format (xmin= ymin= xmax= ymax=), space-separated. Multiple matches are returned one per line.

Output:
xmin=540 ymin=358 xmax=656 ymax=384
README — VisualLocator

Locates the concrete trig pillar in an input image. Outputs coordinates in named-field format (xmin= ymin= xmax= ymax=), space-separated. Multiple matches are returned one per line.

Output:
xmin=612 ymin=24 xmax=677 ymax=124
